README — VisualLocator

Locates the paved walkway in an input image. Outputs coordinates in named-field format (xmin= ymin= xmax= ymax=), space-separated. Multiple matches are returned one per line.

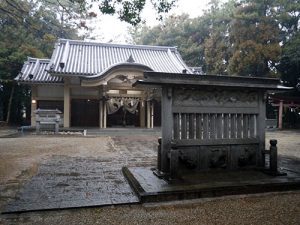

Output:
xmin=1 ymin=135 xmax=157 ymax=213
xmin=4 ymin=156 xmax=139 ymax=212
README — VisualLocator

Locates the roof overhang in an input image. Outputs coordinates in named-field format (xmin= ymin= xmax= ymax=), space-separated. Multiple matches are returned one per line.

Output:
xmin=134 ymin=72 xmax=292 ymax=91
xmin=82 ymin=62 xmax=154 ymax=80
xmin=80 ymin=62 xmax=154 ymax=87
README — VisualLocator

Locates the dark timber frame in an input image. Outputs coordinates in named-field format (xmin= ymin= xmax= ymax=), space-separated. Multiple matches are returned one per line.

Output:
xmin=135 ymin=72 xmax=285 ymax=179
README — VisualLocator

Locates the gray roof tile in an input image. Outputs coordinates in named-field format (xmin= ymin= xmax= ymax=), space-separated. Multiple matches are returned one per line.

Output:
xmin=48 ymin=39 xmax=192 ymax=77
xmin=15 ymin=58 xmax=63 ymax=84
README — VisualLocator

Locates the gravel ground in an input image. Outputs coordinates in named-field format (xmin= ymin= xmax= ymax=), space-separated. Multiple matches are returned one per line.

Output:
xmin=0 ymin=129 xmax=299 ymax=225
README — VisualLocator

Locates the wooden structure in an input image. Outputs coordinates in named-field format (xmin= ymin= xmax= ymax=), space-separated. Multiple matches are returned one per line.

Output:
xmin=269 ymin=91 xmax=300 ymax=129
xmin=136 ymin=72 xmax=284 ymax=178
xmin=16 ymin=39 xmax=193 ymax=129
xmin=35 ymin=109 xmax=62 ymax=133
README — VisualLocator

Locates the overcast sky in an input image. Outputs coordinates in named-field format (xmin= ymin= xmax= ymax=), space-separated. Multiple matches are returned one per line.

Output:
xmin=83 ymin=0 xmax=214 ymax=43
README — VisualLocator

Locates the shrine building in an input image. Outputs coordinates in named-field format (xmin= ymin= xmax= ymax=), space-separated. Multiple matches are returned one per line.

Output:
xmin=16 ymin=39 xmax=193 ymax=128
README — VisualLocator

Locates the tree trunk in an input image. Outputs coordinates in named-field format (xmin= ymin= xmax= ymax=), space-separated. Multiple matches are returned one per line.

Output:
xmin=6 ymin=83 xmax=15 ymax=124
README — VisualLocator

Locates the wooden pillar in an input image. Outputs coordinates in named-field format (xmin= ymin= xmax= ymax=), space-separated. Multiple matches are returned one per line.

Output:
xmin=151 ymin=101 xmax=154 ymax=128
xmin=103 ymin=100 xmax=107 ymax=128
xmin=63 ymin=84 xmax=70 ymax=128
xmin=31 ymin=86 xmax=37 ymax=127
xmin=160 ymin=86 xmax=173 ymax=173
xmin=99 ymin=100 xmax=103 ymax=128
xmin=278 ymin=100 xmax=283 ymax=129
xmin=139 ymin=100 xmax=145 ymax=128
xmin=147 ymin=101 xmax=151 ymax=128
xmin=257 ymin=91 xmax=266 ymax=167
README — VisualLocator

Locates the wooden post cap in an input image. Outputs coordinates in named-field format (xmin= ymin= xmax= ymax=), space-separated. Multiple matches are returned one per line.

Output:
xmin=270 ymin=139 xmax=277 ymax=146
xmin=158 ymin=137 xmax=162 ymax=144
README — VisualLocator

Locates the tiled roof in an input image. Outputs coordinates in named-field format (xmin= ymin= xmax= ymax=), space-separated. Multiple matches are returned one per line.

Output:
xmin=47 ymin=39 xmax=192 ymax=78
xmin=15 ymin=58 xmax=63 ymax=84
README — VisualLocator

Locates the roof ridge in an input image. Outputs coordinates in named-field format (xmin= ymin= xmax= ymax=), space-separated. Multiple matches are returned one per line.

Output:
xmin=58 ymin=38 xmax=177 ymax=51
xmin=27 ymin=57 xmax=51 ymax=62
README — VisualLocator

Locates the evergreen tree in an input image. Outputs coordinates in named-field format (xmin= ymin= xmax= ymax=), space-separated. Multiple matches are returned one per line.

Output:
xmin=228 ymin=0 xmax=281 ymax=77
xmin=0 ymin=0 xmax=79 ymax=124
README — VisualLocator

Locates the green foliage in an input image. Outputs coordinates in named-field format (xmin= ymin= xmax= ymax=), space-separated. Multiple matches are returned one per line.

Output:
xmin=130 ymin=14 xmax=208 ymax=67
xmin=131 ymin=0 xmax=298 ymax=79
xmin=228 ymin=1 xmax=282 ymax=77
xmin=0 ymin=0 xmax=79 ymax=124
xmin=203 ymin=0 xmax=235 ymax=74
xmin=74 ymin=0 xmax=177 ymax=26
xmin=278 ymin=33 xmax=300 ymax=87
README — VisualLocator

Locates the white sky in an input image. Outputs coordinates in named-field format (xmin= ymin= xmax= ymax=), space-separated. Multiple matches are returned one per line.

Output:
xmin=83 ymin=0 xmax=213 ymax=43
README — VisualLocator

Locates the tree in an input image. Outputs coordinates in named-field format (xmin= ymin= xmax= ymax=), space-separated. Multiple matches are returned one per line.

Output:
xmin=274 ymin=0 xmax=300 ymax=44
xmin=0 ymin=0 xmax=79 ymax=124
xmin=203 ymin=0 xmax=235 ymax=74
xmin=130 ymin=0 xmax=236 ymax=71
xmin=278 ymin=33 xmax=300 ymax=87
xmin=85 ymin=0 xmax=177 ymax=26
xmin=275 ymin=0 xmax=300 ymax=87
xmin=131 ymin=14 xmax=210 ymax=67
xmin=228 ymin=0 xmax=281 ymax=77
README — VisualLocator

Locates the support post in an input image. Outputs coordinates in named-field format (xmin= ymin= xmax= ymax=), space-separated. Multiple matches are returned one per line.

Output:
xmin=257 ymin=91 xmax=266 ymax=167
xmin=31 ymin=86 xmax=37 ymax=127
xmin=157 ymin=138 xmax=162 ymax=171
xmin=99 ymin=100 xmax=103 ymax=128
xmin=278 ymin=100 xmax=283 ymax=129
xmin=63 ymin=84 xmax=70 ymax=128
xmin=140 ymin=100 xmax=145 ymax=128
xmin=160 ymin=86 xmax=173 ymax=174
xmin=151 ymin=101 xmax=154 ymax=128
xmin=269 ymin=139 xmax=278 ymax=173
xmin=147 ymin=100 xmax=151 ymax=128
xmin=103 ymin=100 xmax=107 ymax=128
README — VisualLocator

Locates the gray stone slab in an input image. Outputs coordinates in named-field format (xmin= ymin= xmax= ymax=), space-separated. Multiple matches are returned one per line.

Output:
xmin=3 ymin=155 xmax=140 ymax=213
xmin=123 ymin=156 xmax=300 ymax=203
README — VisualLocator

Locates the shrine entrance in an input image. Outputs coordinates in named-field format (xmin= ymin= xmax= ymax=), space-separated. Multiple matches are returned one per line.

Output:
xmin=80 ymin=65 xmax=161 ymax=129
xmin=107 ymin=98 xmax=140 ymax=127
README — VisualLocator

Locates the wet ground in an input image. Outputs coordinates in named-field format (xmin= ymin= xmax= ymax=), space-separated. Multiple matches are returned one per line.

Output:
xmin=0 ymin=134 xmax=157 ymax=213
xmin=0 ymin=128 xmax=300 ymax=224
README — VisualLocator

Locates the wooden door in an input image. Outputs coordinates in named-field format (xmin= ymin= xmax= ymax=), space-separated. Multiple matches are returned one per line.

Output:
xmin=71 ymin=99 xmax=99 ymax=127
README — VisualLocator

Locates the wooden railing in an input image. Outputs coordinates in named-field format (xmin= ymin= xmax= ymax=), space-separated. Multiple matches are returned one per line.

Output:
xmin=173 ymin=113 xmax=258 ymax=144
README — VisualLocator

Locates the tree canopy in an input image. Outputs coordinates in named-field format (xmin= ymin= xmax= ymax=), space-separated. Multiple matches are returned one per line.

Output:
xmin=73 ymin=0 xmax=178 ymax=25
xmin=131 ymin=0 xmax=300 ymax=82
xmin=0 ymin=0 xmax=79 ymax=124
xmin=1 ymin=0 xmax=299 ymax=125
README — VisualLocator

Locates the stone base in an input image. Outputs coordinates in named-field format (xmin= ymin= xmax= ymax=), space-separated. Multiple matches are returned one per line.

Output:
xmin=122 ymin=167 xmax=300 ymax=203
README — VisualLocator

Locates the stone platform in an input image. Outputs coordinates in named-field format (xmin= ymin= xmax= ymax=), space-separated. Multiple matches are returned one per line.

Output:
xmin=123 ymin=158 xmax=300 ymax=203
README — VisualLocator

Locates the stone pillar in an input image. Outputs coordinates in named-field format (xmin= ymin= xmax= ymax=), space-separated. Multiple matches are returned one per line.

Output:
xmin=147 ymin=101 xmax=151 ymax=128
xmin=139 ymin=100 xmax=145 ymax=128
xmin=63 ymin=84 xmax=70 ymax=128
xmin=99 ymin=100 xmax=103 ymax=128
xmin=31 ymin=86 xmax=37 ymax=127
xmin=278 ymin=100 xmax=283 ymax=129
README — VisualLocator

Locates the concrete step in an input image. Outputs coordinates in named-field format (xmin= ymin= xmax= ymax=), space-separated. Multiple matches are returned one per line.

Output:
xmin=86 ymin=127 xmax=161 ymax=136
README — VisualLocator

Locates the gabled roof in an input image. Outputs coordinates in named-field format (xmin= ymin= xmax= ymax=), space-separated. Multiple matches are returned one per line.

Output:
xmin=15 ymin=58 xmax=63 ymax=84
xmin=47 ymin=39 xmax=192 ymax=78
